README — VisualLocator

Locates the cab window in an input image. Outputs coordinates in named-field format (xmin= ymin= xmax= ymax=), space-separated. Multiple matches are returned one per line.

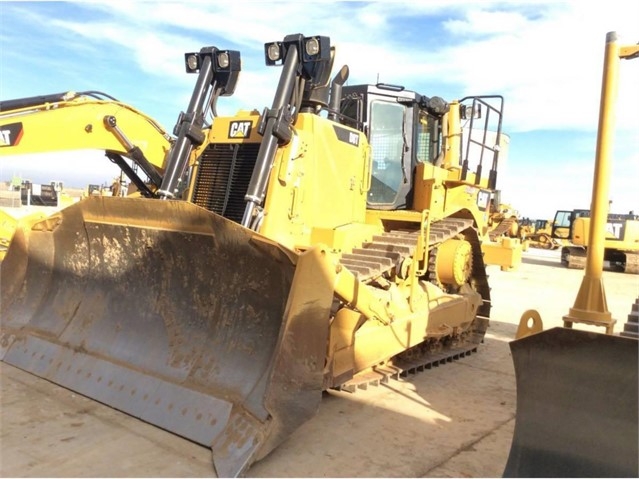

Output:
xmin=415 ymin=110 xmax=430 ymax=163
xmin=368 ymin=101 xmax=405 ymax=204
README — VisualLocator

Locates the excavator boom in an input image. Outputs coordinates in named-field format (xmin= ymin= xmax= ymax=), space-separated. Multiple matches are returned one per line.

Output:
xmin=0 ymin=92 xmax=171 ymax=193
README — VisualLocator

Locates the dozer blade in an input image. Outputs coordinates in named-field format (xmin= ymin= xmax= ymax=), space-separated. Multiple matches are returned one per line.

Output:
xmin=0 ymin=196 xmax=336 ymax=477
xmin=504 ymin=327 xmax=638 ymax=478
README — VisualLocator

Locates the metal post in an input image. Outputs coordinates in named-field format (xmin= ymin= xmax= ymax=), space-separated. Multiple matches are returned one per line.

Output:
xmin=563 ymin=32 xmax=639 ymax=334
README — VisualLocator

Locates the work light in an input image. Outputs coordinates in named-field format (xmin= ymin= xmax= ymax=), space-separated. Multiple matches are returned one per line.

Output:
xmin=263 ymin=34 xmax=331 ymax=87
xmin=266 ymin=42 xmax=282 ymax=63
xmin=305 ymin=37 xmax=320 ymax=56
xmin=217 ymin=52 xmax=230 ymax=69
xmin=186 ymin=54 xmax=199 ymax=72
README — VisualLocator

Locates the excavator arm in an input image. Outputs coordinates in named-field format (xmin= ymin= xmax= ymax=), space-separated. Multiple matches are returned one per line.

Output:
xmin=0 ymin=92 xmax=172 ymax=196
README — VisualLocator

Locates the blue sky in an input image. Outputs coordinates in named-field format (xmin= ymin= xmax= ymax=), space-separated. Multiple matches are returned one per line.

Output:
xmin=1 ymin=0 xmax=637 ymax=219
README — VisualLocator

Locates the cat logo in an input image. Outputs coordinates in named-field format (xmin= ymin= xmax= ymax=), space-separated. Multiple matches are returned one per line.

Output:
xmin=606 ymin=222 xmax=623 ymax=239
xmin=0 ymin=122 xmax=23 ymax=147
xmin=228 ymin=120 xmax=252 ymax=139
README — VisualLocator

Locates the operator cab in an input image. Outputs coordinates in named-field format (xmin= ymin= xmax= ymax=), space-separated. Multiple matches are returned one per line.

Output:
xmin=340 ymin=84 xmax=447 ymax=211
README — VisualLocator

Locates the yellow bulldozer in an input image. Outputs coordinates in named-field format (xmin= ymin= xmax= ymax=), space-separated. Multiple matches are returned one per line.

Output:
xmin=519 ymin=217 xmax=562 ymax=250
xmin=486 ymin=197 xmax=520 ymax=240
xmin=481 ymin=192 xmax=524 ymax=271
xmin=1 ymin=34 xmax=510 ymax=476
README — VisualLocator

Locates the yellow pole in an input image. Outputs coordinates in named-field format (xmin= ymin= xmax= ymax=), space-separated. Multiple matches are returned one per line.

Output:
xmin=563 ymin=32 xmax=639 ymax=334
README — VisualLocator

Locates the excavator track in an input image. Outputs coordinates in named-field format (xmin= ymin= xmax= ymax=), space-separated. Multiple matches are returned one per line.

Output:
xmin=561 ymin=246 xmax=587 ymax=269
xmin=337 ymin=217 xmax=490 ymax=391
xmin=623 ymin=252 xmax=639 ymax=274
xmin=562 ymin=246 xmax=639 ymax=274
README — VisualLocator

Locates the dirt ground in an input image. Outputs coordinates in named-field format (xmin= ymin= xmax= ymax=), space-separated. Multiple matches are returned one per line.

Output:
xmin=1 ymin=248 xmax=637 ymax=477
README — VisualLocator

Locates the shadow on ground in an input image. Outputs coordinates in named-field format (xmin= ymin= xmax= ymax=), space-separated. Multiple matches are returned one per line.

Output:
xmin=522 ymin=256 xmax=563 ymax=268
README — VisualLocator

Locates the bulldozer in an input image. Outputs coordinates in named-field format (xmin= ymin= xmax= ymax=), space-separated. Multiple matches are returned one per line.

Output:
xmin=486 ymin=195 xmax=520 ymax=240
xmin=1 ymin=34 xmax=509 ymax=476
xmin=550 ymin=208 xmax=639 ymax=273
xmin=519 ymin=217 xmax=562 ymax=250
xmin=504 ymin=32 xmax=639 ymax=478
xmin=480 ymin=191 xmax=524 ymax=271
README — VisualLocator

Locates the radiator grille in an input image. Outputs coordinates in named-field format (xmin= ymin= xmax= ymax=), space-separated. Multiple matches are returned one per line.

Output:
xmin=191 ymin=143 xmax=259 ymax=223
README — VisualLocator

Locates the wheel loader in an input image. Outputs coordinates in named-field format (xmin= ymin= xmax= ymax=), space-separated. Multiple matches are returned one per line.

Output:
xmin=1 ymin=34 xmax=507 ymax=477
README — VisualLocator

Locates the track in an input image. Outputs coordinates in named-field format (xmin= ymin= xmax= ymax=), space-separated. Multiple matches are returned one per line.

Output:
xmin=562 ymin=246 xmax=639 ymax=274
xmin=337 ymin=217 xmax=491 ymax=391
xmin=621 ymin=297 xmax=639 ymax=339
xmin=526 ymin=233 xmax=559 ymax=250
xmin=624 ymin=252 xmax=639 ymax=274
xmin=489 ymin=216 xmax=516 ymax=241
xmin=561 ymin=246 xmax=587 ymax=269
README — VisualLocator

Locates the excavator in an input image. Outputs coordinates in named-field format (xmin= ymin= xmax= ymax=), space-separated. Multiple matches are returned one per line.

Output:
xmin=1 ymin=34 xmax=508 ymax=476
xmin=0 ymin=90 xmax=172 ymax=196
xmin=550 ymin=208 xmax=639 ymax=273
xmin=0 ymin=85 xmax=176 ymax=253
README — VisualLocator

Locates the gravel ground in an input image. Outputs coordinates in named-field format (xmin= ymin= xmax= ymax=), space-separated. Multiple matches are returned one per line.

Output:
xmin=1 ymin=247 xmax=637 ymax=477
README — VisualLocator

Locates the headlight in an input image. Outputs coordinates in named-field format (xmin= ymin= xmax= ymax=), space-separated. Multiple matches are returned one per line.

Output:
xmin=186 ymin=54 xmax=199 ymax=71
xmin=305 ymin=37 xmax=320 ymax=56
xmin=217 ymin=51 xmax=229 ymax=69
xmin=267 ymin=43 xmax=281 ymax=62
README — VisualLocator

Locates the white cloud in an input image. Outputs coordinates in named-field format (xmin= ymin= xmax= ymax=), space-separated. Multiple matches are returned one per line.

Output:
xmin=40 ymin=1 xmax=636 ymax=134
xmin=444 ymin=9 xmax=530 ymax=35
xmin=5 ymin=1 xmax=638 ymax=132
xmin=2 ymin=0 xmax=637 ymax=216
